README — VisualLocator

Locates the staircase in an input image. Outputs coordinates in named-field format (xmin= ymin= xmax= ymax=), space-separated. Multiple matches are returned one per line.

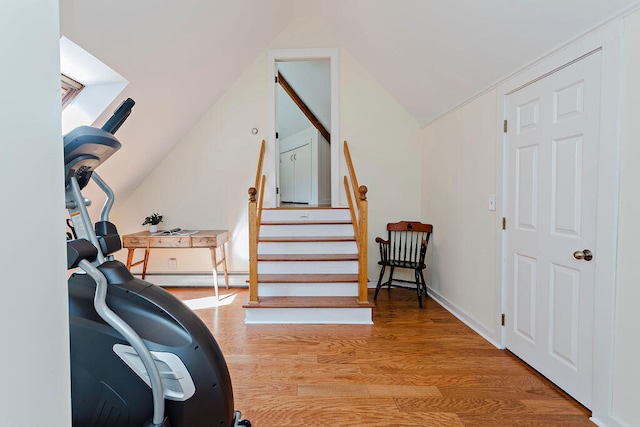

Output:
xmin=245 ymin=140 xmax=372 ymax=324
xmin=243 ymin=207 xmax=373 ymax=324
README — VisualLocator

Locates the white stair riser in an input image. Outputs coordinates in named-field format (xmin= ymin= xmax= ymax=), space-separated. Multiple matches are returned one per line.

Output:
xmin=260 ymin=224 xmax=354 ymax=237
xmin=244 ymin=307 xmax=373 ymax=324
xmin=261 ymin=209 xmax=351 ymax=222
xmin=258 ymin=241 xmax=358 ymax=255
xmin=258 ymin=282 xmax=358 ymax=297
xmin=258 ymin=260 xmax=358 ymax=274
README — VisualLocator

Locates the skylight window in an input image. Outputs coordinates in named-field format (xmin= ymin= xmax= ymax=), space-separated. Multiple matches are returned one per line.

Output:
xmin=61 ymin=74 xmax=84 ymax=109
xmin=60 ymin=36 xmax=128 ymax=133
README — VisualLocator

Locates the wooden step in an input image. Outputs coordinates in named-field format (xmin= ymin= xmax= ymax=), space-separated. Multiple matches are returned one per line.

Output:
xmin=243 ymin=296 xmax=373 ymax=309
xmin=261 ymin=220 xmax=352 ymax=225
xmin=258 ymin=260 xmax=357 ymax=274
xmin=262 ymin=202 xmax=340 ymax=211
xmin=258 ymin=282 xmax=359 ymax=297
xmin=243 ymin=294 xmax=374 ymax=324
xmin=258 ymin=254 xmax=358 ymax=262
xmin=259 ymin=236 xmax=355 ymax=242
xmin=259 ymin=240 xmax=358 ymax=255
xmin=259 ymin=222 xmax=354 ymax=238
xmin=261 ymin=208 xmax=351 ymax=222
xmin=262 ymin=206 xmax=348 ymax=211
xmin=257 ymin=273 xmax=358 ymax=283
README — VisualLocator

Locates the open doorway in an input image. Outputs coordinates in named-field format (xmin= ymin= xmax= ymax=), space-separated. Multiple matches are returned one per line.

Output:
xmin=267 ymin=48 xmax=339 ymax=208
xmin=277 ymin=60 xmax=331 ymax=206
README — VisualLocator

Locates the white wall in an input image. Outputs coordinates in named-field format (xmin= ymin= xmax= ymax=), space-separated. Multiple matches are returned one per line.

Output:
xmin=112 ymin=50 xmax=268 ymax=274
xmin=421 ymin=91 xmax=499 ymax=340
xmin=611 ymin=10 xmax=640 ymax=426
xmin=113 ymin=18 xmax=422 ymax=279
xmin=0 ymin=1 xmax=71 ymax=425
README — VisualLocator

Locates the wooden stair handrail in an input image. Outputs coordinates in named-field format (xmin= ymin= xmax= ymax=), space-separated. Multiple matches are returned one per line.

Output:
xmin=254 ymin=140 xmax=265 ymax=190
xmin=343 ymin=141 xmax=360 ymax=210
xmin=344 ymin=176 xmax=359 ymax=242
xmin=342 ymin=141 xmax=369 ymax=305
xmin=257 ymin=174 xmax=266 ymax=226
xmin=248 ymin=140 xmax=266 ymax=304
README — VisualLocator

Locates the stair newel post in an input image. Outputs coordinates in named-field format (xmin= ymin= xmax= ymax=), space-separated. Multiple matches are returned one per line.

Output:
xmin=248 ymin=187 xmax=259 ymax=303
xmin=357 ymin=185 xmax=369 ymax=304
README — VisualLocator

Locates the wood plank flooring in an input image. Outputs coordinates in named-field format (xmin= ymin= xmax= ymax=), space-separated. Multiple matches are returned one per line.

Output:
xmin=166 ymin=287 xmax=592 ymax=427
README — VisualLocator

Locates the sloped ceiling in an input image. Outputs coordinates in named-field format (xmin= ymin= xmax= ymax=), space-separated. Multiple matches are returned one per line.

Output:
xmin=59 ymin=0 xmax=640 ymax=198
xmin=321 ymin=0 xmax=640 ymax=125
xmin=59 ymin=0 xmax=294 ymax=197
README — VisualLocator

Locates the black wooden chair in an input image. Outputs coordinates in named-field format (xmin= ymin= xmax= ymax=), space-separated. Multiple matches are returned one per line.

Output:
xmin=374 ymin=221 xmax=433 ymax=308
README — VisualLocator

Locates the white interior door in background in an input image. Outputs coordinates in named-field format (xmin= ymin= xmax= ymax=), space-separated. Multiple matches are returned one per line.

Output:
xmin=280 ymin=143 xmax=312 ymax=203
xmin=504 ymin=51 xmax=601 ymax=409
xmin=279 ymin=150 xmax=294 ymax=202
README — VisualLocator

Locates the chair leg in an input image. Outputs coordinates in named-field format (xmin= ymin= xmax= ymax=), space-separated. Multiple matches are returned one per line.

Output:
xmin=419 ymin=269 xmax=428 ymax=301
xmin=374 ymin=265 xmax=386 ymax=301
xmin=386 ymin=266 xmax=395 ymax=290
xmin=415 ymin=269 xmax=423 ymax=308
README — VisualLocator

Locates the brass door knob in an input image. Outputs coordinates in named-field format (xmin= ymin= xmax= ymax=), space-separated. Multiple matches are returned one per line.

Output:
xmin=573 ymin=249 xmax=593 ymax=261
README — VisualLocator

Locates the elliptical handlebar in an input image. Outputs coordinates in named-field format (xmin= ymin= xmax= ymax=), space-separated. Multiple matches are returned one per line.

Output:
xmin=101 ymin=98 xmax=136 ymax=135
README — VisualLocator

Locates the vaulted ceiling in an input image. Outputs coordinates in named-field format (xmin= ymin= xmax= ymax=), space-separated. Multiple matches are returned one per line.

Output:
xmin=59 ymin=0 xmax=640 ymax=197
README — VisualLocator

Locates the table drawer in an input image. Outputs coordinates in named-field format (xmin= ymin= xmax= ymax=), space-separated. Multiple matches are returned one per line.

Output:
xmin=191 ymin=236 xmax=216 ymax=247
xmin=122 ymin=236 xmax=147 ymax=248
xmin=149 ymin=237 xmax=190 ymax=248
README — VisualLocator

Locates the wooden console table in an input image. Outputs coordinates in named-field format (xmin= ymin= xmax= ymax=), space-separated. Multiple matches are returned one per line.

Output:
xmin=122 ymin=230 xmax=229 ymax=299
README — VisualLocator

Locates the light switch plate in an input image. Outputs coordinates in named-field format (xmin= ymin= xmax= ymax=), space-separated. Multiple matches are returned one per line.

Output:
xmin=488 ymin=195 xmax=496 ymax=211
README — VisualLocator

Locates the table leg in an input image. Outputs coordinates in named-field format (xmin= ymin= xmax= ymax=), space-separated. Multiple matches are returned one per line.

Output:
xmin=126 ymin=249 xmax=135 ymax=269
xmin=209 ymin=247 xmax=219 ymax=301
xmin=221 ymin=243 xmax=229 ymax=290
xmin=142 ymin=248 xmax=150 ymax=280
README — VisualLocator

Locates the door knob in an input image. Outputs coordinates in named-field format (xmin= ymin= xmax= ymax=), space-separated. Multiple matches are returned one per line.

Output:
xmin=573 ymin=249 xmax=593 ymax=261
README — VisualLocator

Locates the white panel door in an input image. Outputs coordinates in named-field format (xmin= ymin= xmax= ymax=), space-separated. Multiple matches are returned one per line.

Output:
xmin=280 ymin=151 xmax=294 ymax=202
xmin=505 ymin=51 xmax=601 ymax=408
xmin=279 ymin=143 xmax=312 ymax=203
xmin=293 ymin=142 xmax=312 ymax=203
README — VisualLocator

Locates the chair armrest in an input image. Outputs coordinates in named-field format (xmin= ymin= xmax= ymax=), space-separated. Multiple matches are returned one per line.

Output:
xmin=376 ymin=237 xmax=390 ymax=264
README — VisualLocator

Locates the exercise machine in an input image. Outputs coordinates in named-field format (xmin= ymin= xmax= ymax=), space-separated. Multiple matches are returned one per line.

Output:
xmin=64 ymin=98 xmax=250 ymax=427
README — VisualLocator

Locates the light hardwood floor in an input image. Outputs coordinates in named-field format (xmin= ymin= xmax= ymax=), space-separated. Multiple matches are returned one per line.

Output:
xmin=166 ymin=287 xmax=592 ymax=427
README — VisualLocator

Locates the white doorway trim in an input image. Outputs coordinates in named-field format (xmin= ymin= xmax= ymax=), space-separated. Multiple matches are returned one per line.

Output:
xmin=267 ymin=48 xmax=339 ymax=208
xmin=496 ymin=21 xmax=623 ymax=426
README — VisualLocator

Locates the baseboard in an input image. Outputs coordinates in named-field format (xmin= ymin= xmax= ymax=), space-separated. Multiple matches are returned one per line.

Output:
xmin=427 ymin=287 xmax=502 ymax=349
xmin=139 ymin=273 xmax=249 ymax=288
xmin=590 ymin=414 xmax=625 ymax=427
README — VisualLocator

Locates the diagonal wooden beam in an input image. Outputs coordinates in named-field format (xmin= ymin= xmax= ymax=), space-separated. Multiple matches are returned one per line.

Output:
xmin=278 ymin=72 xmax=331 ymax=143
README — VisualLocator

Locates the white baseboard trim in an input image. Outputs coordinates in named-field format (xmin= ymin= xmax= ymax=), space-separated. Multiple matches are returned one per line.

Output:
xmin=427 ymin=287 xmax=502 ymax=349
xmin=590 ymin=414 xmax=624 ymax=427
xmin=138 ymin=273 xmax=249 ymax=288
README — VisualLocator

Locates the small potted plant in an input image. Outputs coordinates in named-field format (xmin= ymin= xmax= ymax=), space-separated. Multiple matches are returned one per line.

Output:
xmin=142 ymin=213 xmax=163 ymax=233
